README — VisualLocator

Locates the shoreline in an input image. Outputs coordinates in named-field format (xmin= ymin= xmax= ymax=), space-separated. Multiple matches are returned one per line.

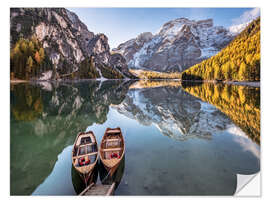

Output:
xmin=222 ymin=81 xmax=260 ymax=87
xmin=182 ymin=79 xmax=260 ymax=87
xmin=10 ymin=79 xmax=29 ymax=84
xmin=10 ymin=78 xmax=260 ymax=87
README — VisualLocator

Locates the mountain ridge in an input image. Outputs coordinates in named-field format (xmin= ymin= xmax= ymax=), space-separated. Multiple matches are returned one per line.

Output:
xmin=181 ymin=17 xmax=260 ymax=82
xmin=10 ymin=8 xmax=135 ymax=80
xmin=113 ymin=18 xmax=233 ymax=73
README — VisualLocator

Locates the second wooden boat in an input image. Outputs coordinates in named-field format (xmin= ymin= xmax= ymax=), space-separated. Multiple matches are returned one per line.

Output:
xmin=72 ymin=131 xmax=98 ymax=185
xmin=99 ymin=127 xmax=125 ymax=176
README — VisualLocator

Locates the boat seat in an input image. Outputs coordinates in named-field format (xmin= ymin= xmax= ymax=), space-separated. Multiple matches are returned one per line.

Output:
xmin=78 ymin=144 xmax=97 ymax=156
xmin=107 ymin=129 xmax=120 ymax=134
xmin=74 ymin=151 xmax=98 ymax=160
xmin=103 ymin=138 xmax=121 ymax=142
xmin=80 ymin=142 xmax=96 ymax=147
xmin=101 ymin=147 xmax=122 ymax=152
xmin=103 ymin=138 xmax=121 ymax=148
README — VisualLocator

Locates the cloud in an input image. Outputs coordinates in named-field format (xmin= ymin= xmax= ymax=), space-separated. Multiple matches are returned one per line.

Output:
xmin=227 ymin=125 xmax=260 ymax=160
xmin=229 ymin=8 xmax=260 ymax=34
xmin=232 ymin=8 xmax=260 ymax=25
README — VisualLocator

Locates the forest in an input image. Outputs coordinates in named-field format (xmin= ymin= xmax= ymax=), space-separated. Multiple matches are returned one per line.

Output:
xmin=10 ymin=36 xmax=52 ymax=80
xmin=10 ymin=17 xmax=260 ymax=81
xmin=181 ymin=18 xmax=260 ymax=81
xmin=68 ymin=56 xmax=124 ymax=80
xmin=10 ymin=37 xmax=124 ymax=80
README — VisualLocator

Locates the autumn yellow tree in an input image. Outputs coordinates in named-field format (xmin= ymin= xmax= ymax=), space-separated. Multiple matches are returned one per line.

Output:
xmin=239 ymin=62 xmax=248 ymax=81
xmin=10 ymin=37 xmax=50 ymax=79
xmin=181 ymin=17 xmax=260 ymax=82
xmin=26 ymin=56 xmax=33 ymax=79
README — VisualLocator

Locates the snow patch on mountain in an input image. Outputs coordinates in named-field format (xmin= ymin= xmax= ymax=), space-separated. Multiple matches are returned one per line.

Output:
xmin=200 ymin=47 xmax=219 ymax=59
xmin=114 ymin=18 xmax=233 ymax=72
xmin=229 ymin=8 xmax=260 ymax=35
xmin=229 ymin=21 xmax=251 ymax=35
xmin=128 ymin=36 xmax=162 ymax=68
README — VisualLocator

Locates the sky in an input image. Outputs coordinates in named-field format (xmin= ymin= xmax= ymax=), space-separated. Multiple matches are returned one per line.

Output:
xmin=68 ymin=8 xmax=260 ymax=49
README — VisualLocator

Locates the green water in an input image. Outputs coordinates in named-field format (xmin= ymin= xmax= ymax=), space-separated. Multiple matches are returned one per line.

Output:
xmin=10 ymin=80 xmax=260 ymax=195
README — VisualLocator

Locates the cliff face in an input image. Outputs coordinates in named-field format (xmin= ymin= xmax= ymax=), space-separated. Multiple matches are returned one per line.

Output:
xmin=113 ymin=18 xmax=233 ymax=72
xmin=181 ymin=18 xmax=260 ymax=82
xmin=10 ymin=8 xmax=134 ymax=79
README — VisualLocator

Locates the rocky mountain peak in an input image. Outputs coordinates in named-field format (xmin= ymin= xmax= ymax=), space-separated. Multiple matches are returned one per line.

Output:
xmin=113 ymin=17 xmax=233 ymax=72
xmin=197 ymin=19 xmax=213 ymax=27
xmin=10 ymin=8 xmax=135 ymax=79
xmin=137 ymin=32 xmax=153 ymax=43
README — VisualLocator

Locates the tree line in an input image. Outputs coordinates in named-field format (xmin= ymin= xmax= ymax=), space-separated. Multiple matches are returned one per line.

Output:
xmin=10 ymin=36 xmax=124 ymax=80
xmin=10 ymin=36 xmax=52 ymax=80
xmin=181 ymin=18 xmax=260 ymax=82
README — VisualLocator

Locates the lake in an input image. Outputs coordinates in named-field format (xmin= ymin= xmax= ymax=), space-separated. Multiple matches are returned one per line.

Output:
xmin=10 ymin=80 xmax=260 ymax=195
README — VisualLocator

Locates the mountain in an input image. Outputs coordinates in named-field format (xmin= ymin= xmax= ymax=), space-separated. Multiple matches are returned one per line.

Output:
xmin=10 ymin=8 xmax=135 ymax=80
xmin=229 ymin=21 xmax=251 ymax=35
xmin=181 ymin=18 xmax=260 ymax=81
xmin=113 ymin=18 xmax=233 ymax=72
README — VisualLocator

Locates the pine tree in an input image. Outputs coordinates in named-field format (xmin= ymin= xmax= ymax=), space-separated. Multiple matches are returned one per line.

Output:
xmin=26 ymin=56 xmax=33 ymax=79
xmin=239 ymin=62 xmax=248 ymax=81
xmin=181 ymin=17 xmax=260 ymax=82
xmin=39 ymin=48 xmax=45 ymax=62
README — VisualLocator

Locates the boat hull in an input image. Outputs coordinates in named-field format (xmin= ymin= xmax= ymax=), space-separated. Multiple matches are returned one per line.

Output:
xmin=72 ymin=131 xmax=98 ymax=186
xmin=72 ymin=164 xmax=98 ymax=194
xmin=99 ymin=127 xmax=125 ymax=177
xmin=104 ymin=162 xmax=120 ymax=177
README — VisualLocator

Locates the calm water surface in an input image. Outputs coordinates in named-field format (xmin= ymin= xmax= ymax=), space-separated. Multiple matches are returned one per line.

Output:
xmin=10 ymin=80 xmax=260 ymax=195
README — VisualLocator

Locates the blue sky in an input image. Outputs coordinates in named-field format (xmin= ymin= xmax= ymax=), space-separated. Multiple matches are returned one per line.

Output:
xmin=68 ymin=8 xmax=260 ymax=48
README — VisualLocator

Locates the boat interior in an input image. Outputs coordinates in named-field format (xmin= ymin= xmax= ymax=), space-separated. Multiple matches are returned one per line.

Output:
xmin=101 ymin=129 xmax=124 ymax=160
xmin=73 ymin=132 xmax=98 ymax=167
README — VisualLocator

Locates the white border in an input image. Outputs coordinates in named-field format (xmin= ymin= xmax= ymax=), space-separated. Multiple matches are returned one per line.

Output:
xmin=2 ymin=0 xmax=270 ymax=203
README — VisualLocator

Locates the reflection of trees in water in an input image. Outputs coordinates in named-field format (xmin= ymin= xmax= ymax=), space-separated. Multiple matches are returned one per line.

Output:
xmin=11 ymin=84 xmax=43 ymax=121
xmin=10 ymin=80 xmax=133 ymax=195
xmin=183 ymin=82 xmax=260 ymax=144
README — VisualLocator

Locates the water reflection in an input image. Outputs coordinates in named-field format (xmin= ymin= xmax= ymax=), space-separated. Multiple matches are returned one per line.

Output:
xmin=182 ymin=82 xmax=260 ymax=144
xmin=99 ymin=156 xmax=125 ymax=189
xmin=10 ymin=80 xmax=133 ymax=195
xmin=11 ymin=84 xmax=43 ymax=121
xmin=71 ymin=164 xmax=99 ymax=194
xmin=10 ymin=80 xmax=260 ymax=195
xmin=114 ymin=83 xmax=231 ymax=141
xmin=70 ymin=156 xmax=125 ymax=195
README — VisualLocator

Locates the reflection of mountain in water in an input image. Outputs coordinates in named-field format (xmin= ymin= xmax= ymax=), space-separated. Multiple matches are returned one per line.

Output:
xmin=10 ymin=80 xmax=133 ymax=195
xmin=182 ymin=82 xmax=260 ymax=144
xmin=113 ymin=85 xmax=232 ymax=141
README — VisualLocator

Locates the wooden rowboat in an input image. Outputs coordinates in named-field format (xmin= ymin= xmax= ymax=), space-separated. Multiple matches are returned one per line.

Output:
xmin=72 ymin=131 xmax=98 ymax=185
xmin=99 ymin=127 xmax=125 ymax=177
